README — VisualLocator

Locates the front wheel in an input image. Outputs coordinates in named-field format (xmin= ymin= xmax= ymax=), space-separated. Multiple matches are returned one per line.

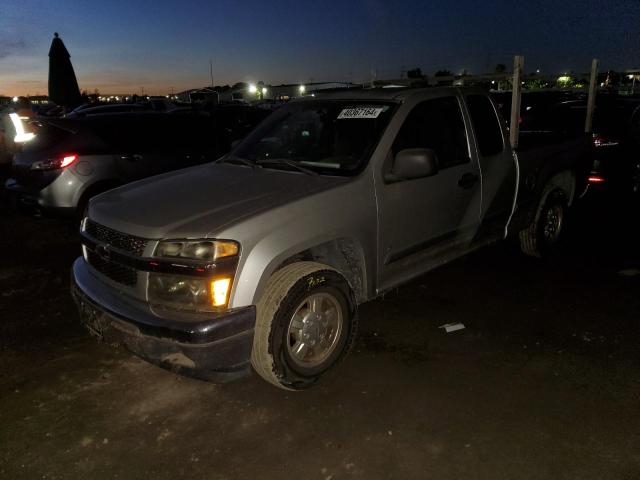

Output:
xmin=251 ymin=262 xmax=357 ymax=390
xmin=519 ymin=189 xmax=567 ymax=257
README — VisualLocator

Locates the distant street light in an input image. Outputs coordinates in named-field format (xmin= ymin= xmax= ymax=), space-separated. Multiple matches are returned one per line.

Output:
xmin=557 ymin=75 xmax=572 ymax=87
xmin=12 ymin=96 xmax=18 ymax=102
xmin=261 ymin=87 xmax=267 ymax=95
xmin=248 ymin=84 xmax=257 ymax=94
xmin=299 ymin=85 xmax=306 ymax=95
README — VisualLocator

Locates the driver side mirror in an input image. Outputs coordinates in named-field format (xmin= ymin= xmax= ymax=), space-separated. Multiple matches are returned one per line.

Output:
xmin=386 ymin=148 xmax=439 ymax=182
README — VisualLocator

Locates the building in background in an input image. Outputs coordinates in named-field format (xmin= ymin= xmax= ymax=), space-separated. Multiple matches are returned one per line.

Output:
xmin=177 ymin=81 xmax=359 ymax=104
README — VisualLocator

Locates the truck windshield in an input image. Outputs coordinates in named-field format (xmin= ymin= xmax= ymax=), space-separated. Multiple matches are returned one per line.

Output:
xmin=232 ymin=100 xmax=396 ymax=176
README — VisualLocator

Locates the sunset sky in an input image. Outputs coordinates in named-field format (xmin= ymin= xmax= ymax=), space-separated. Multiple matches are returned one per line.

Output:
xmin=1 ymin=0 xmax=638 ymax=96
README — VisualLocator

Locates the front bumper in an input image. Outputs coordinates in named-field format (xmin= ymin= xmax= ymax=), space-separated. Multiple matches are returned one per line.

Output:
xmin=71 ymin=258 xmax=256 ymax=382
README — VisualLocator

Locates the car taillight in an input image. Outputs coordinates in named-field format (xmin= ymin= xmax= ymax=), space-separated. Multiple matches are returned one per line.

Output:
xmin=592 ymin=134 xmax=619 ymax=148
xmin=588 ymin=175 xmax=606 ymax=184
xmin=30 ymin=153 xmax=79 ymax=171
xmin=60 ymin=154 xmax=77 ymax=167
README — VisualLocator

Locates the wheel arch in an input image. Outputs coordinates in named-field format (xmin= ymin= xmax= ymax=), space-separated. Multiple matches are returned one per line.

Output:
xmin=510 ymin=168 xmax=576 ymax=238
xmin=529 ymin=169 xmax=575 ymax=231
xmin=236 ymin=237 xmax=369 ymax=308
xmin=542 ymin=169 xmax=576 ymax=206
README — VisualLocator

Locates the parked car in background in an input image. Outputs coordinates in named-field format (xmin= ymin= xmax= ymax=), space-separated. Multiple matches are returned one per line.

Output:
xmin=0 ymin=98 xmax=35 ymax=170
xmin=66 ymin=97 xmax=182 ymax=118
xmin=72 ymin=87 xmax=591 ymax=391
xmin=587 ymin=94 xmax=640 ymax=195
xmin=494 ymin=91 xmax=640 ymax=197
xmin=66 ymin=103 xmax=151 ymax=117
xmin=491 ymin=91 xmax=595 ymax=254
xmin=5 ymin=106 xmax=271 ymax=216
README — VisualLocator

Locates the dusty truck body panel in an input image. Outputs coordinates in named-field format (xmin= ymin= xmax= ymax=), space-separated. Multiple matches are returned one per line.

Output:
xmin=72 ymin=87 xmax=589 ymax=388
xmin=371 ymin=90 xmax=517 ymax=293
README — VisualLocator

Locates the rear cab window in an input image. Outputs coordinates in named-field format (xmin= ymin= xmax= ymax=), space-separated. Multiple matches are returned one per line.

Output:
xmin=465 ymin=95 xmax=505 ymax=157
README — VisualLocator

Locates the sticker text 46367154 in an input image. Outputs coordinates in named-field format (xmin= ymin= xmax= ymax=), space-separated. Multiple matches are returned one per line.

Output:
xmin=337 ymin=107 xmax=385 ymax=119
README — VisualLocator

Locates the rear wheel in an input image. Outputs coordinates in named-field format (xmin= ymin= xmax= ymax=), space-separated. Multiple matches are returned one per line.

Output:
xmin=251 ymin=262 xmax=357 ymax=390
xmin=519 ymin=189 xmax=567 ymax=257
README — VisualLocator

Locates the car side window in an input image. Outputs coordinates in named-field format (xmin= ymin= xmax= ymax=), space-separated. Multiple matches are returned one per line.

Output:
xmin=391 ymin=96 xmax=469 ymax=170
xmin=466 ymin=95 xmax=505 ymax=156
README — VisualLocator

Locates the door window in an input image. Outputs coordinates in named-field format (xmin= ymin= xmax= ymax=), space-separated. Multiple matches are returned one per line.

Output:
xmin=392 ymin=96 xmax=469 ymax=170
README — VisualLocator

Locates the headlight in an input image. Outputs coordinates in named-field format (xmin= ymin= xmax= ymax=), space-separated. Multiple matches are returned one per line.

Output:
xmin=148 ymin=273 xmax=232 ymax=311
xmin=155 ymin=240 xmax=238 ymax=261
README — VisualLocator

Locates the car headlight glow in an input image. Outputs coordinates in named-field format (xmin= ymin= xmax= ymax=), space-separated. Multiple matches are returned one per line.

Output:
xmin=155 ymin=240 xmax=239 ymax=261
xmin=211 ymin=277 xmax=231 ymax=307
xmin=148 ymin=273 xmax=232 ymax=310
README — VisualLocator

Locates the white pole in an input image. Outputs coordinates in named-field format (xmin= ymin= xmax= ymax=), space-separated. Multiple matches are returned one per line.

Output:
xmin=510 ymin=55 xmax=524 ymax=149
xmin=585 ymin=59 xmax=599 ymax=133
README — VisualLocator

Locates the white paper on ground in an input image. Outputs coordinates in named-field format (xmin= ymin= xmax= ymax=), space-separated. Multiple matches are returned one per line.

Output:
xmin=439 ymin=322 xmax=466 ymax=333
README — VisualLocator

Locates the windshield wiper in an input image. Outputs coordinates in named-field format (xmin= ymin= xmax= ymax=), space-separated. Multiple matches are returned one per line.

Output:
xmin=214 ymin=155 xmax=255 ymax=168
xmin=255 ymin=158 xmax=318 ymax=176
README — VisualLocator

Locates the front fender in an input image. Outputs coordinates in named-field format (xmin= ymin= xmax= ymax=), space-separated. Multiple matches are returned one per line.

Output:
xmin=232 ymin=231 xmax=371 ymax=308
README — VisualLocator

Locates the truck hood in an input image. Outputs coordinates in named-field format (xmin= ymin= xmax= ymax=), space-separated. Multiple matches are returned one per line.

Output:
xmin=89 ymin=163 xmax=348 ymax=239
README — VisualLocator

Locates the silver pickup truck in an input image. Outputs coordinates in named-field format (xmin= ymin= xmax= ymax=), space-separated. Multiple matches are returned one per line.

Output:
xmin=71 ymin=87 xmax=591 ymax=390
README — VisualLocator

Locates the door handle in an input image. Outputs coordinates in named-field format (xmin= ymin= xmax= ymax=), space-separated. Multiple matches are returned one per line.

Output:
xmin=458 ymin=172 xmax=479 ymax=189
xmin=120 ymin=154 xmax=142 ymax=162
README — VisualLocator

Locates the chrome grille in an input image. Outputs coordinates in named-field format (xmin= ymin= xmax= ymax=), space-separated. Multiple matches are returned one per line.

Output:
xmin=85 ymin=219 xmax=148 ymax=256
xmin=86 ymin=250 xmax=137 ymax=286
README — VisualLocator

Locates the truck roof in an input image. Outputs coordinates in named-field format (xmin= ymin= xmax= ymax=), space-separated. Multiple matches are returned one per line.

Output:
xmin=305 ymin=86 xmax=489 ymax=102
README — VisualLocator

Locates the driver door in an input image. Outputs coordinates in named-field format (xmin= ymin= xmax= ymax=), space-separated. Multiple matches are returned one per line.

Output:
xmin=377 ymin=94 xmax=482 ymax=292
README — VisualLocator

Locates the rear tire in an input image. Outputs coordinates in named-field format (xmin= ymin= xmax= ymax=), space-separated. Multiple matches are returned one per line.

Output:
xmin=519 ymin=189 xmax=567 ymax=257
xmin=251 ymin=262 xmax=357 ymax=390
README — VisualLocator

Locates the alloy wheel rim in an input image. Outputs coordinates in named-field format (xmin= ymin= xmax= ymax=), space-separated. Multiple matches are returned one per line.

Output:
xmin=543 ymin=204 xmax=563 ymax=242
xmin=286 ymin=292 xmax=343 ymax=368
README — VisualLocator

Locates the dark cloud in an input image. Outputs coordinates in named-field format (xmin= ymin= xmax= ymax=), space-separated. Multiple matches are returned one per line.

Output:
xmin=0 ymin=38 xmax=27 ymax=59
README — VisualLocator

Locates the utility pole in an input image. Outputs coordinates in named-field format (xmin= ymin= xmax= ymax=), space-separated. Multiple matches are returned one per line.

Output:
xmin=209 ymin=59 xmax=214 ymax=88
xmin=585 ymin=58 xmax=599 ymax=133
xmin=510 ymin=55 xmax=524 ymax=149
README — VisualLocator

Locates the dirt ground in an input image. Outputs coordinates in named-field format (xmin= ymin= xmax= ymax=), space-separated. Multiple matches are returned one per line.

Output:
xmin=1 ymin=189 xmax=639 ymax=480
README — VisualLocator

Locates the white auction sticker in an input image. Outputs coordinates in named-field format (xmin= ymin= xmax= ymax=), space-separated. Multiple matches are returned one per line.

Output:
xmin=337 ymin=107 xmax=385 ymax=119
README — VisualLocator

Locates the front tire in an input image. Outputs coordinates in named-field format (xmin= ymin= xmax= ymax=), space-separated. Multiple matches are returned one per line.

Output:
xmin=251 ymin=262 xmax=357 ymax=390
